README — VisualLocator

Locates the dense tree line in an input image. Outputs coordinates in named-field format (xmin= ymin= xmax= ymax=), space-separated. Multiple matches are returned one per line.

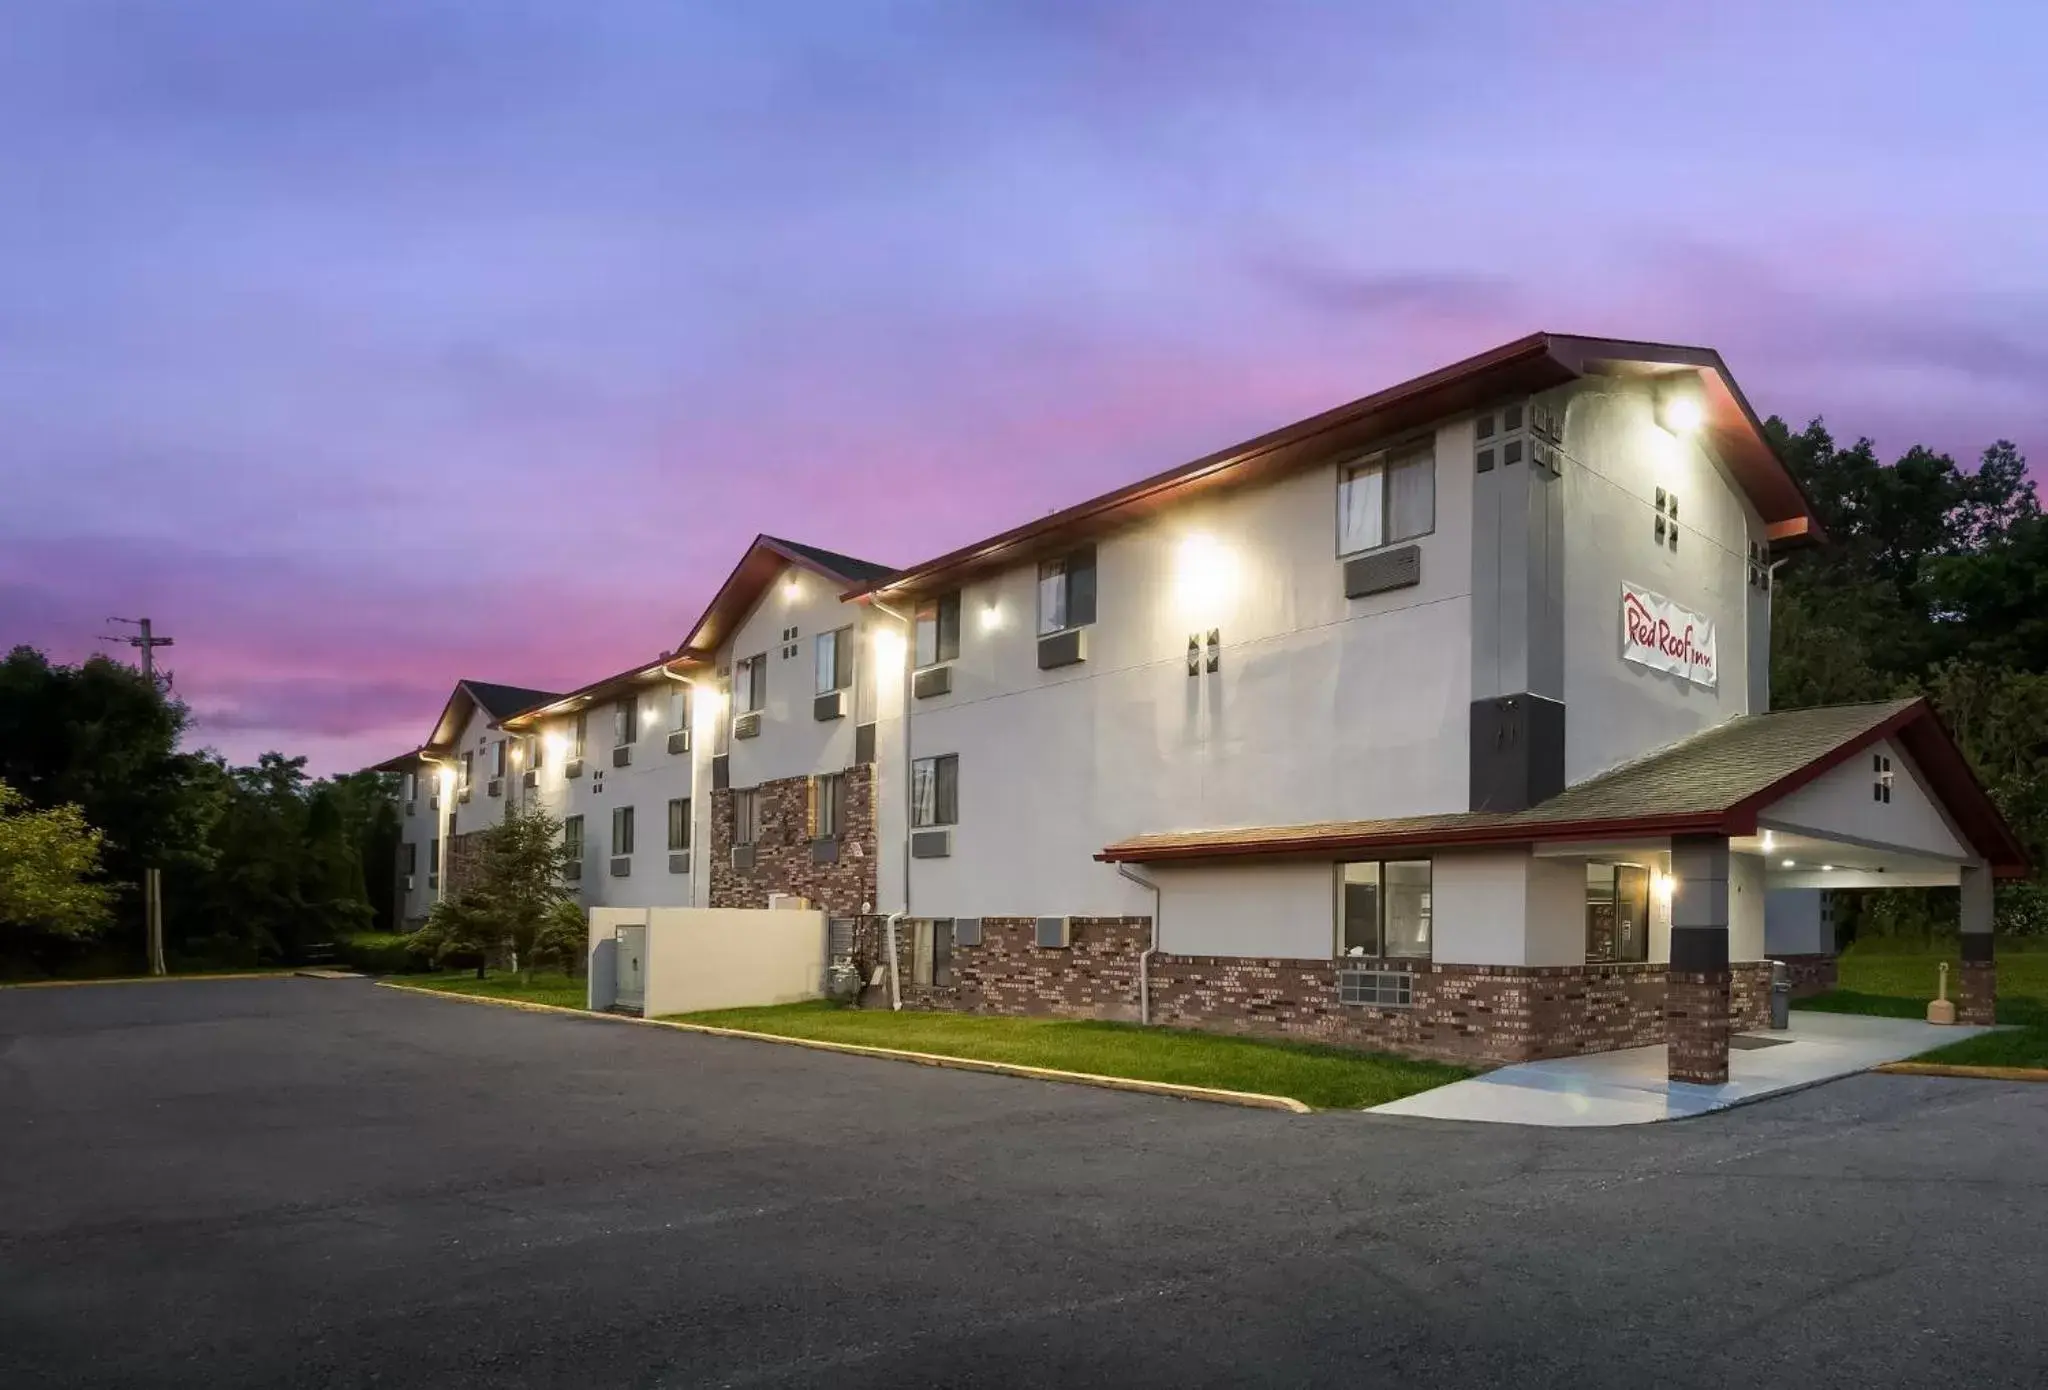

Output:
xmin=0 ymin=648 xmax=399 ymax=976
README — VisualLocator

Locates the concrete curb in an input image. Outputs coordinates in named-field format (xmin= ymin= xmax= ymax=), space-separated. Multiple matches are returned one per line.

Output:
xmin=375 ymin=982 xmax=1313 ymax=1113
xmin=1 ymin=970 xmax=300 ymax=990
xmin=1876 ymin=1061 xmax=2048 ymax=1083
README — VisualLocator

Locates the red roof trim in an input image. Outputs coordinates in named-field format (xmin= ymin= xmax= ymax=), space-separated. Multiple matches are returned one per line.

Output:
xmin=1096 ymin=812 xmax=1728 ymax=864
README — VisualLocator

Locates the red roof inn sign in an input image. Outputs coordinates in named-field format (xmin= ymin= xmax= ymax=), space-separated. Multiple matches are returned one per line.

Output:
xmin=1622 ymin=582 xmax=1717 ymax=689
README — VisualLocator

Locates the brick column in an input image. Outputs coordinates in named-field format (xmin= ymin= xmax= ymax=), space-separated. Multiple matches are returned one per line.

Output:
xmin=1666 ymin=834 xmax=1731 ymax=1085
xmin=1957 ymin=865 xmax=1996 ymax=1027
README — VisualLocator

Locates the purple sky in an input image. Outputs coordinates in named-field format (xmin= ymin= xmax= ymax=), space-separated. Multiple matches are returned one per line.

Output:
xmin=5 ymin=1 xmax=2044 ymax=774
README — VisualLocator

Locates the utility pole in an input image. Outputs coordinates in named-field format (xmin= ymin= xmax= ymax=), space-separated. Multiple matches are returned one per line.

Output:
xmin=102 ymin=618 xmax=175 ymax=974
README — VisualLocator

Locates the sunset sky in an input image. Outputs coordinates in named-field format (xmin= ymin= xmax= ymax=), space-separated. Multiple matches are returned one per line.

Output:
xmin=5 ymin=1 xmax=2043 ymax=773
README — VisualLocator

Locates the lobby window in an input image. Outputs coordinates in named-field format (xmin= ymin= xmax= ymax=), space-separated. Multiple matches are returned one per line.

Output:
xmin=915 ymin=592 xmax=961 ymax=667
xmin=911 ymin=754 xmax=958 ymax=827
xmin=1037 ymin=546 xmax=1097 ymax=636
xmin=1337 ymin=860 xmax=1431 ymax=958
xmin=1338 ymin=443 xmax=1435 ymax=555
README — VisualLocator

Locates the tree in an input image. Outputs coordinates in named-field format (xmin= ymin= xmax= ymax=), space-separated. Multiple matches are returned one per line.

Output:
xmin=0 ymin=780 xmax=114 ymax=940
xmin=410 ymin=807 xmax=583 ymax=981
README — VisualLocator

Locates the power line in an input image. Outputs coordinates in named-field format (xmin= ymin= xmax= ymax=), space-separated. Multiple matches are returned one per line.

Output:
xmin=100 ymin=616 xmax=175 ymax=689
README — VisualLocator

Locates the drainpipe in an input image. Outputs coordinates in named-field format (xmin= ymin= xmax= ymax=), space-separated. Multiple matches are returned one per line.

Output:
xmin=1115 ymin=862 xmax=1162 ymax=1025
xmin=658 ymin=665 xmax=702 ymax=910
xmin=417 ymin=752 xmax=452 ymax=906
xmin=870 ymin=597 xmax=915 ymax=1012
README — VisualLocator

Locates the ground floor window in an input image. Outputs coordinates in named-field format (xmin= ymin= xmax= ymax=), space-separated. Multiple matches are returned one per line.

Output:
xmin=1337 ymin=859 xmax=1431 ymax=958
xmin=1585 ymin=862 xmax=1650 ymax=963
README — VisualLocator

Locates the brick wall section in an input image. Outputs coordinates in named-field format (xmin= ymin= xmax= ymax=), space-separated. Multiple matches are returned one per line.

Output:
xmin=884 ymin=916 xmax=1779 ymax=1066
xmin=1666 ymin=970 xmax=1731 ymax=1084
xmin=1728 ymin=960 xmax=1773 ymax=1030
xmin=1774 ymin=953 xmax=1839 ymax=999
xmin=1956 ymin=960 xmax=1996 ymax=1027
xmin=708 ymin=765 xmax=876 ymax=914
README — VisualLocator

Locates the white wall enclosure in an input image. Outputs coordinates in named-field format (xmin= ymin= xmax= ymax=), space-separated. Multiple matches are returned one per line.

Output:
xmin=585 ymin=907 xmax=828 ymax=1017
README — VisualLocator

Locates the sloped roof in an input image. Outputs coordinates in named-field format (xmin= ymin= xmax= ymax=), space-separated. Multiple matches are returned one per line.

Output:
xmin=461 ymin=681 xmax=562 ymax=722
xmin=763 ymin=535 xmax=896 ymax=584
xmin=1100 ymin=699 xmax=2028 ymax=876
xmin=677 ymin=533 xmax=896 ymax=656
xmin=854 ymin=332 xmax=1821 ymax=602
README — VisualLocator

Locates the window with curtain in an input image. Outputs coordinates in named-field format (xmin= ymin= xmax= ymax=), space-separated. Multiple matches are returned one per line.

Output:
xmin=1338 ymin=444 xmax=1435 ymax=555
xmin=1037 ymin=547 xmax=1097 ymax=635
xmin=811 ymin=773 xmax=845 ymax=838
xmin=563 ymin=815 xmax=583 ymax=861
xmin=915 ymin=592 xmax=961 ymax=667
xmin=614 ymin=696 xmax=638 ymax=748
xmin=491 ymin=741 xmax=506 ymax=777
xmin=611 ymin=806 xmax=635 ymax=857
xmin=402 ymin=842 xmax=418 ymax=874
xmin=570 ymin=713 xmax=587 ymax=758
xmin=402 ymin=772 xmax=417 ymax=803
xmin=1337 ymin=859 xmax=1431 ymax=957
xmin=911 ymin=754 xmax=958 ymax=827
xmin=737 ymin=655 xmax=766 ymax=712
xmin=459 ymin=751 xmax=473 ymax=792
xmin=733 ymin=790 xmax=759 ymax=846
xmin=669 ymin=687 xmax=689 ymax=732
xmin=667 ymin=797 xmax=691 ymax=851
xmin=815 ymin=627 xmax=852 ymax=694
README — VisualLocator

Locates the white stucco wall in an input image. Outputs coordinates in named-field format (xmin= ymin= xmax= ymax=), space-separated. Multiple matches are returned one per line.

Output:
xmin=1762 ymin=739 xmax=1970 ymax=861
xmin=1557 ymin=380 xmax=1766 ymax=782
xmin=902 ymin=422 xmax=1475 ymax=920
xmin=640 ymin=907 xmax=827 ymax=1015
xmin=1430 ymin=849 xmax=1531 ymax=965
xmin=1764 ymin=889 xmax=1830 ymax=957
xmin=723 ymin=563 xmax=871 ymax=789
xmin=1730 ymin=850 xmax=1766 ymax=962
xmin=1153 ymin=862 xmax=1334 ymax=958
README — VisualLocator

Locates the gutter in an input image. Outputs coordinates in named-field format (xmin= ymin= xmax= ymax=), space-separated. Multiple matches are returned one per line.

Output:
xmin=1115 ymin=862 xmax=1162 ymax=1026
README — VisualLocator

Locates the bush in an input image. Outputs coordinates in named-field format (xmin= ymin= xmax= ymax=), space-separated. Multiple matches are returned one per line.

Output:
xmin=337 ymin=930 xmax=425 ymax=975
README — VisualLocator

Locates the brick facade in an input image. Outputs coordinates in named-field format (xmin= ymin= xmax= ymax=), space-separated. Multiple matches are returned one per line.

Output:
xmin=1665 ymin=970 xmax=1731 ymax=1085
xmin=1956 ymin=959 xmax=1996 ymax=1027
xmin=1774 ymin=952 xmax=1839 ymax=1000
xmin=877 ymin=915 xmax=1778 ymax=1067
xmin=709 ymin=764 xmax=877 ymax=915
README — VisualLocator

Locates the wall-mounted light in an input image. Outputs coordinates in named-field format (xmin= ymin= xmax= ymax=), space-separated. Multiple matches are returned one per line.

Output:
xmin=1174 ymin=532 xmax=1237 ymax=618
xmin=436 ymin=766 xmax=456 ymax=790
xmin=1760 ymin=830 xmax=1775 ymax=853
xmin=543 ymin=731 xmax=568 ymax=761
xmin=1655 ymin=378 xmax=1705 ymax=436
xmin=872 ymin=627 xmax=907 ymax=670
xmin=509 ymin=744 xmax=523 ymax=766
xmin=1652 ymin=872 xmax=1675 ymax=903
xmin=1781 ymin=858 xmax=1795 ymax=868
xmin=1820 ymin=864 xmax=1836 ymax=873
xmin=782 ymin=576 xmax=801 ymax=602
xmin=979 ymin=601 xmax=1003 ymax=632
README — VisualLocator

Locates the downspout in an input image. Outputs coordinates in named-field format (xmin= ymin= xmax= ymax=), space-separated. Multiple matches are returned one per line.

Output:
xmin=658 ymin=665 xmax=702 ymax=910
xmin=417 ymin=752 xmax=452 ymax=906
xmin=870 ymin=597 xmax=915 ymax=1011
xmin=1115 ymin=862 xmax=1162 ymax=1025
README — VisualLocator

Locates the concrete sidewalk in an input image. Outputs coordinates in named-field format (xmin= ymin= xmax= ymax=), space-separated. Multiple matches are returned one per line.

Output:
xmin=1369 ymin=1011 xmax=1996 ymax=1126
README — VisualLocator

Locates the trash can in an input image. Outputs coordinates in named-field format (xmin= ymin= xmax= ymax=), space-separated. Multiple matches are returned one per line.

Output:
xmin=1769 ymin=959 xmax=1792 ymax=1030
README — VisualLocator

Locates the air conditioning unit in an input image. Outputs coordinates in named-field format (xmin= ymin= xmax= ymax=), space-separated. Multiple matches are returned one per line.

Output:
xmin=953 ymin=917 xmax=983 ymax=947
xmin=521 ymin=768 xmax=538 ymax=789
xmin=564 ymin=757 xmax=584 ymax=779
xmin=609 ymin=855 xmax=632 ymax=877
xmin=768 ymin=893 xmax=810 ymax=911
xmin=1035 ymin=915 xmax=1072 ymax=949
xmin=733 ymin=710 xmax=762 ymax=740
xmin=730 ymin=844 xmax=756 ymax=871
xmin=668 ymin=852 xmax=690 ymax=874
xmin=913 ymin=665 xmax=952 ymax=699
xmin=813 ymin=689 xmax=846 ymax=722
xmin=563 ymin=860 xmax=583 ymax=882
xmin=911 ymin=828 xmax=952 ymax=859
xmin=486 ymin=777 xmax=503 ymax=798
xmin=612 ymin=745 xmax=632 ymax=768
xmin=667 ymin=729 xmax=690 ymax=755
xmin=458 ymin=787 xmax=472 ymax=804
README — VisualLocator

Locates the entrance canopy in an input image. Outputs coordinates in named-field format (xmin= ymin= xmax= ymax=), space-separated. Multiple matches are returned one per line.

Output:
xmin=1097 ymin=698 xmax=2028 ymax=880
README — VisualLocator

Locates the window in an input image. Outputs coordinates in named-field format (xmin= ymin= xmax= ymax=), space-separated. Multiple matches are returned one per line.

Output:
xmin=611 ymin=805 xmax=635 ymax=857
xmin=459 ymin=751 xmax=473 ymax=792
xmin=402 ymin=771 xmax=418 ymax=803
xmin=570 ymin=713 xmax=587 ymax=759
xmin=1037 ymin=546 xmax=1097 ymax=636
xmin=491 ymin=741 xmax=506 ymax=777
xmin=525 ymin=734 xmax=542 ymax=770
xmin=429 ymin=837 xmax=441 ymax=873
xmin=733 ymin=789 xmax=760 ymax=846
xmin=815 ymin=627 xmax=853 ymax=695
xmin=915 ymin=592 xmax=962 ymax=667
xmin=1337 ymin=859 xmax=1431 ymax=958
xmin=811 ymin=773 xmax=845 ymax=839
xmin=614 ymin=696 xmax=638 ymax=748
xmin=402 ymin=842 xmax=418 ymax=874
xmin=563 ymin=815 xmax=584 ymax=861
xmin=911 ymin=754 xmax=959 ymax=828
xmin=1338 ymin=443 xmax=1434 ymax=555
xmin=737 ymin=654 xmax=766 ymax=713
xmin=1585 ymin=863 xmax=1650 ymax=964
xmin=669 ymin=687 xmax=689 ymax=732
xmin=1873 ymin=753 xmax=1894 ymax=804
xmin=667 ymin=797 xmax=691 ymax=852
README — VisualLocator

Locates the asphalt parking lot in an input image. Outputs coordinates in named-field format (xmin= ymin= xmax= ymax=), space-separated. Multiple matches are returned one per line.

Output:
xmin=2 ymin=977 xmax=2044 ymax=1389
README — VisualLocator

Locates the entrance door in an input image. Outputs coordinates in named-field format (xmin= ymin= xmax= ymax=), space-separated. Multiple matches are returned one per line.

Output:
xmin=615 ymin=924 xmax=647 ymax=1012
xmin=1613 ymin=865 xmax=1650 ymax=963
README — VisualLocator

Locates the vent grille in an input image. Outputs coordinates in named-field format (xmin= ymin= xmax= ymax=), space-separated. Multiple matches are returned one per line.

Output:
xmin=521 ymin=769 xmax=538 ymax=789
xmin=814 ymin=690 xmax=846 ymax=722
xmin=486 ymin=777 xmax=503 ymax=798
xmin=564 ymin=758 xmax=584 ymax=780
xmin=668 ymin=852 xmax=690 ymax=874
xmin=612 ymin=745 xmax=633 ymax=768
xmin=913 ymin=665 xmax=952 ymax=699
xmin=667 ymin=729 xmax=690 ymax=755
xmin=734 ymin=711 xmax=762 ymax=740
xmin=1035 ymin=916 xmax=1071 ymax=949
xmin=608 ymin=855 xmax=631 ymax=878
xmin=1338 ymin=968 xmax=1415 ymax=1008
xmin=910 ymin=828 xmax=951 ymax=859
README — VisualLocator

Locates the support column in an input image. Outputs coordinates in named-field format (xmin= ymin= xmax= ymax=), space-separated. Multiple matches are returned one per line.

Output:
xmin=1667 ymin=834 xmax=1731 ymax=1085
xmin=1957 ymin=865 xmax=1996 ymax=1027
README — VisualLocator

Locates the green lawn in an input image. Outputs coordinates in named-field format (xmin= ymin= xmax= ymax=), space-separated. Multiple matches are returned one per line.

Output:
xmin=405 ymin=971 xmax=588 ymax=1010
xmin=668 ymin=1002 xmax=1470 ymax=1110
xmin=1796 ymin=939 xmax=2048 ymax=1068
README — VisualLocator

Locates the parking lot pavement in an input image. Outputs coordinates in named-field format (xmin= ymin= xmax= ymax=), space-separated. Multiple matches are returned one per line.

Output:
xmin=3 ymin=977 xmax=2045 ymax=1389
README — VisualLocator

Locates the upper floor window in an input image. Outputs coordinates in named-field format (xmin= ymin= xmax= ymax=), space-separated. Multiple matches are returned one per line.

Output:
xmin=736 ymin=654 xmax=766 ymax=713
xmin=1337 ymin=859 xmax=1432 ymax=958
xmin=570 ymin=712 xmax=587 ymax=759
xmin=1037 ymin=546 xmax=1097 ymax=636
xmin=459 ymin=751 xmax=474 ymax=792
xmin=669 ymin=687 xmax=689 ymax=732
xmin=667 ymin=797 xmax=691 ymax=851
xmin=563 ymin=815 xmax=584 ymax=861
xmin=915 ymin=592 xmax=961 ymax=667
xmin=402 ymin=771 xmax=418 ymax=804
xmin=911 ymin=754 xmax=959 ymax=828
xmin=1338 ymin=444 xmax=1434 ymax=555
xmin=614 ymin=696 xmax=638 ymax=748
xmin=611 ymin=805 xmax=635 ymax=857
xmin=815 ymin=627 xmax=853 ymax=695
xmin=733 ymin=789 xmax=760 ymax=846
xmin=491 ymin=740 xmax=507 ymax=777
xmin=524 ymin=734 xmax=542 ymax=770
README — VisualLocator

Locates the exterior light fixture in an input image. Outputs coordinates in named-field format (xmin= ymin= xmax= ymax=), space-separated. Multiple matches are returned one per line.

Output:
xmin=782 ymin=577 xmax=801 ymax=601
xmin=1760 ymin=830 xmax=1774 ymax=853
xmin=1821 ymin=864 xmax=1836 ymax=872
xmin=979 ymin=602 xmax=1003 ymax=631
xmin=1655 ymin=379 xmax=1705 ymax=436
xmin=509 ymin=744 xmax=522 ymax=766
xmin=1652 ymin=872 xmax=1675 ymax=903
xmin=1781 ymin=858 xmax=1795 ymax=868
xmin=1174 ymin=532 xmax=1236 ymax=618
